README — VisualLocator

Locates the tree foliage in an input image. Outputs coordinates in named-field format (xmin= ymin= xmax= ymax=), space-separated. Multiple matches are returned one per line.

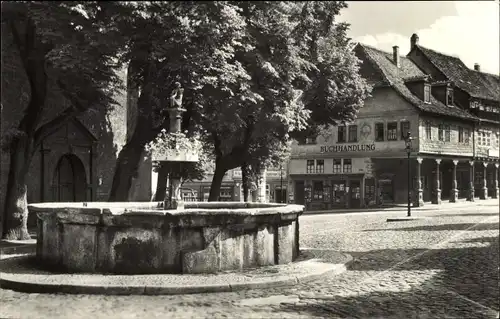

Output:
xmin=103 ymin=1 xmax=371 ymax=202
xmin=1 ymin=1 xmax=124 ymax=239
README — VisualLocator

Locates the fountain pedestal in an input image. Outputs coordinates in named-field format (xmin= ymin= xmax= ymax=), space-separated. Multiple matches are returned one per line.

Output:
xmin=153 ymin=83 xmax=198 ymax=210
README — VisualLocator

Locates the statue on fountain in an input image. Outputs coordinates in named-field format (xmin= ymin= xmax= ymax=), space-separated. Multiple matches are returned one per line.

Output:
xmin=170 ymin=82 xmax=184 ymax=109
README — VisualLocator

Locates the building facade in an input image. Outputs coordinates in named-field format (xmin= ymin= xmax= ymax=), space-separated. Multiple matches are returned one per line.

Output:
xmin=288 ymin=34 xmax=499 ymax=211
xmin=181 ymin=165 xmax=289 ymax=203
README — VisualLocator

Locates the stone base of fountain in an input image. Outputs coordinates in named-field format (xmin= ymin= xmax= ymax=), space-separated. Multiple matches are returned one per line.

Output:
xmin=29 ymin=202 xmax=303 ymax=274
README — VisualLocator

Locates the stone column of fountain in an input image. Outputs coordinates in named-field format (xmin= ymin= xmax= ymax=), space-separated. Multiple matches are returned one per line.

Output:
xmin=157 ymin=82 xmax=198 ymax=210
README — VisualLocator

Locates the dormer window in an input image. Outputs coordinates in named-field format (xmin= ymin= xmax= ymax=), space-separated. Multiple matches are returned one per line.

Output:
xmin=446 ymin=88 xmax=454 ymax=106
xmin=424 ymin=84 xmax=431 ymax=103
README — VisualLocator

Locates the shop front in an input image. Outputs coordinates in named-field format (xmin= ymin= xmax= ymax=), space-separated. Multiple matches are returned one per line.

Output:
xmin=291 ymin=174 xmax=368 ymax=211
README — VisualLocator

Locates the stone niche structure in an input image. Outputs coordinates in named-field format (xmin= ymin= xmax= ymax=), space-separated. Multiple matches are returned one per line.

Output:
xmin=29 ymin=202 xmax=303 ymax=274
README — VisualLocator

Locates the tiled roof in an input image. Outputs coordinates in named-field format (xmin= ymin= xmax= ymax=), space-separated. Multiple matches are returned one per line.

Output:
xmin=355 ymin=44 xmax=478 ymax=121
xmin=416 ymin=46 xmax=500 ymax=102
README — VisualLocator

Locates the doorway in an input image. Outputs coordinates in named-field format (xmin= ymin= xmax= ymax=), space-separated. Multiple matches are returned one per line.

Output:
xmin=295 ymin=181 xmax=305 ymax=205
xmin=53 ymin=154 xmax=87 ymax=202
xmin=275 ymin=187 xmax=287 ymax=203
xmin=349 ymin=180 xmax=361 ymax=208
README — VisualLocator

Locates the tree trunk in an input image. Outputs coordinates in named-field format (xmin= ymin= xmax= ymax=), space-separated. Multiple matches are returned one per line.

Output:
xmin=242 ymin=162 xmax=250 ymax=202
xmin=208 ymin=162 xmax=227 ymax=202
xmin=153 ymin=163 xmax=168 ymax=201
xmin=2 ymin=137 xmax=33 ymax=240
xmin=108 ymin=60 xmax=157 ymax=201
xmin=108 ymin=138 xmax=148 ymax=201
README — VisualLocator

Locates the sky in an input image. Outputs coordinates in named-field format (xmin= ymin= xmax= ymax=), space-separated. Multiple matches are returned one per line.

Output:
xmin=337 ymin=1 xmax=500 ymax=75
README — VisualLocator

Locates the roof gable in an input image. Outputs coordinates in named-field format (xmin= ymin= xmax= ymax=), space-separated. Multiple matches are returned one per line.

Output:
xmin=413 ymin=46 xmax=499 ymax=101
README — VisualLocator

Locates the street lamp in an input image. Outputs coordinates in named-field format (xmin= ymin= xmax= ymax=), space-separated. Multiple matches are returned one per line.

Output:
xmin=405 ymin=132 xmax=414 ymax=217
xmin=280 ymin=164 xmax=284 ymax=203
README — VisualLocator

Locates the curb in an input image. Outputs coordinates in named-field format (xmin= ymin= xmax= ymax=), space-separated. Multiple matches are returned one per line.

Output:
xmin=386 ymin=217 xmax=430 ymax=222
xmin=303 ymin=201 xmax=498 ymax=216
xmin=0 ymin=244 xmax=36 ymax=256
xmin=0 ymin=253 xmax=351 ymax=296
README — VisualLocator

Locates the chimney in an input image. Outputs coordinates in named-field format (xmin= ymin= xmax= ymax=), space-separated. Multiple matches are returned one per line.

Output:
xmin=410 ymin=33 xmax=419 ymax=50
xmin=474 ymin=63 xmax=481 ymax=71
xmin=393 ymin=46 xmax=400 ymax=68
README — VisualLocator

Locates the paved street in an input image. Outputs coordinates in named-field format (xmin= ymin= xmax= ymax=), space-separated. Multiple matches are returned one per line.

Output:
xmin=1 ymin=203 xmax=499 ymax=318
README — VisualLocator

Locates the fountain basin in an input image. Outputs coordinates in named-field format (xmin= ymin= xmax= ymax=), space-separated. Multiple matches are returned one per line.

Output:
xmin=29 ymin=202 xmax=303 ymax=274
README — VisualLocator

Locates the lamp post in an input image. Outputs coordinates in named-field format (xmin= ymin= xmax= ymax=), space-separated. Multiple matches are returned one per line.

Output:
xmin=280 ymin=164 xmax=284 ymax=203
xmin=405 ymin=132 xmax=414 ymax=217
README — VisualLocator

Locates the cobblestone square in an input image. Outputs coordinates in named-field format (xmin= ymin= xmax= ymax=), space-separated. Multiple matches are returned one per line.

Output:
xmin=1 ymin=203 xmax=498 ymax=318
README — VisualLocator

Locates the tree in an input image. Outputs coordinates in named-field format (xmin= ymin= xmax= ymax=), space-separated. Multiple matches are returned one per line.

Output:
xmin=203 ymin=1 xmax=371 ymax=201
xmin=106 ymin=1 xmax=371 ymax=202
xmin=107 ymin=1 xmax=252 ymax=201
xmin=0 ymin=2 xmax=123 ymax=239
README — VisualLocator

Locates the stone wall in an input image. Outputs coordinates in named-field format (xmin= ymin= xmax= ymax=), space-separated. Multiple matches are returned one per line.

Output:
xmin=31 ymin=202 xmax=303 ymax=274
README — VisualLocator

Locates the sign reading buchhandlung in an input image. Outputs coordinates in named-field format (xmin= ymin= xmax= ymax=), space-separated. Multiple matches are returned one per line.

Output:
xmin=320 ymin=144 xmax=376 ymax=153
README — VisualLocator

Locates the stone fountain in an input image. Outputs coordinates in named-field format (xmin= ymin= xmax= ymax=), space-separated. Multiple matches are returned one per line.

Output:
xmin=29 ymin=83 xmax=304 ymax=275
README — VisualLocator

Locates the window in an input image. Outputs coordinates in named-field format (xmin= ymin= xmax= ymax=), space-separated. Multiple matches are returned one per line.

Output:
xmin=425 ymin=122 xmax=432 ymax=140
xmin=306 ymin=160 xmax=315 ymax=173
xmin=464 ymin=128 xmax=470 ymax=144
xmin=387 ymin=122 xmax=398 ymax=141
xmin=424 ymin=85 xmax=431 ymax=103
xmin=343 ymin=159 xmax=352 ymax=173
xmin=438 ymin=124 xmax=444 ymax=141
xmin=333 ymin=159 xmax=342 ymax=173
xmin=348 ymin=125 xmax=358 ymax=142
xmin=445 ymin=125 xmax=451 ymax=142
xmin=458 ymin=126 xmax=464 ymax=143
xmin=400 ymin=121 xmax=410 ymax=139
xmin=313 ymin=181 xmax=323 ymax=200
xmin=316 ymin=159 xmax=324 ymax=173
xmin=446 ymin=89 xmax=454 ymax=106
xmin=375 ymin=123 xmax=385 ymax=141
xmin=487 ymin=133 xmax=491 ymax=146
xmin=306 ymin=136 xmax=317 ymax=144
xmin=338 ymin=126 xmax=346 ymax=143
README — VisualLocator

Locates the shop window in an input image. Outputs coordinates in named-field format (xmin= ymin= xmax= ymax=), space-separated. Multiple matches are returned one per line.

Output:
xmin=219 ymin=188 xmax=232 ymax=201
xmin=338 ymin=126 xmax=346 ymax=143
xmin=306 ymin=160 xmax=315 ymax=173
xmin=458 ymin=126 xmax=464 ymax=143
xmin=425 ymin=122 xmax=432 ymax=140
xmin=343 ymin=159 xmax=352 ymax=173
xmin=438 ymin=124 xmax=444 ymax=141
xmin=400 ymin=121 xmax=410 ymax=140
xmin=323 ymin=185 xmax=331 ymax=202
xmin=387 ymin=122 xmax=398 ymax=141
xmin=316 ymin=159 xmax=324 ymax=173
xmin=364 ymin=178 xmax=376 ymax=206
xmin=445 ymin=125 xmax=451 ymax=142
xmin=182 ymin=189 xmax=198 ymax=202
xmin=333 ymin=159 xmax=342 ymax=173
xmin=348 ymin=125 xmax=358 ymax=142
xmin=313 ymin=181 xmax=323 ymax=200
xmin=375 ymin=123 xmax=384 ymax=141
xmin=332 ymin=182 xmax=346 ymax=204
xmin=424 ymin=84 xmax=431 ymax=103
